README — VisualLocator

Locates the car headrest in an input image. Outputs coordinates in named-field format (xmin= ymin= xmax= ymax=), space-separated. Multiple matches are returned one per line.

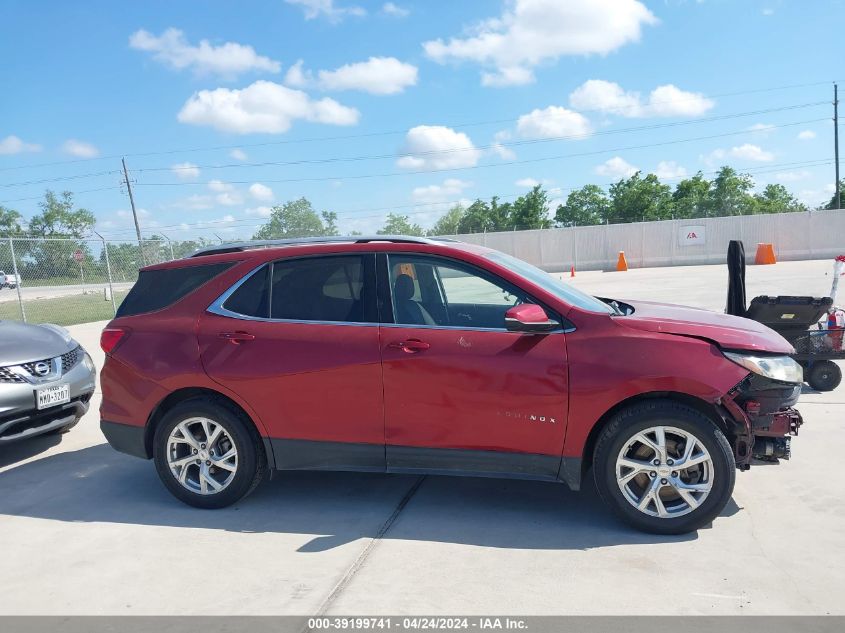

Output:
xmin=394 ymin=274 xmax=415 ymax=301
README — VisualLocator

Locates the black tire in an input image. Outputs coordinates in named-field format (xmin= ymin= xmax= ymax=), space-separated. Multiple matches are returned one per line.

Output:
xmin=593 ymin=399 xmax=736 ymax=534
xmin=807 ymin=360 xmax=841 ymax=392
xmin=153 ymin=397 xmax=266 ymax=509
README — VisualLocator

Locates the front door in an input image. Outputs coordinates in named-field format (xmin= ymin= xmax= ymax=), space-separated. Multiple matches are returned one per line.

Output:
xmin=197 ymin=253 xmax=385 ymax=471
xmin=379 ymin=253 xmax=569 ymax=479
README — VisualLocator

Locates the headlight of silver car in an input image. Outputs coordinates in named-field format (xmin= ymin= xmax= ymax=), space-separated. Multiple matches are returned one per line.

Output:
xmin=82 ymin=352 xmax=96 ymax=373
xmin=723 ymin=352 xmax=803 ymax=384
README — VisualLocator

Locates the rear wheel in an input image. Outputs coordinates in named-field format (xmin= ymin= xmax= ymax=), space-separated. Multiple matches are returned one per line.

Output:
xmin=153 ymin=398 xmax=266 ymax=509
xmin=593 ymin=400 xmax=735 ymax=534
xmin=806 ymin=360 xmax=841 ymax=392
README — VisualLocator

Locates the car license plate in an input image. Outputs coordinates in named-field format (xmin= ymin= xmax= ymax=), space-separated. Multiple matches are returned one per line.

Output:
xmin=36 ymin=384 xmax=70 ymax=410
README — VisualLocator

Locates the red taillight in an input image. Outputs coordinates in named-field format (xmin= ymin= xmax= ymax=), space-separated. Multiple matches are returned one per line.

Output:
xmin=100 ymin=327 xmax=127 ymax=354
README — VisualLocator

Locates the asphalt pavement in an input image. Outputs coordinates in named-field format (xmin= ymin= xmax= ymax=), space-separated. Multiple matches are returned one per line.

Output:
xmin=0 ymin=258 xmax=842 ymax=615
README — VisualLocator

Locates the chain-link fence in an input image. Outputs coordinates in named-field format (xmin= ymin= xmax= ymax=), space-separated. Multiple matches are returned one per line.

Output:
xmin=0 ymin=237 xmax=184 ymax=327
xmin=3 ymin=209 xmax=843 ymax=328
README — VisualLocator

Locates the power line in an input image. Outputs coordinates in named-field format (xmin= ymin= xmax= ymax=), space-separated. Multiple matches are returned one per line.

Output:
xmin=93 ymin=158 xmax=834 ymax=237
xmin=1 ymin=100 xmax=827 ymax=189
xmin=0 ymin=79 xmax=838 ymax=173
xmin=131 ymin=117 xmax=829 ymax=188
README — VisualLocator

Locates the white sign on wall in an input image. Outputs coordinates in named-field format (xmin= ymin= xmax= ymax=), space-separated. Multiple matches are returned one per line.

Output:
xmin=679 ymin=225 xmax=706 ymax=246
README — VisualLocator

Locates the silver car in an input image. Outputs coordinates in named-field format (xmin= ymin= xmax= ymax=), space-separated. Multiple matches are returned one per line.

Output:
xmin=0 ymin=321 xmax=96 ymax=443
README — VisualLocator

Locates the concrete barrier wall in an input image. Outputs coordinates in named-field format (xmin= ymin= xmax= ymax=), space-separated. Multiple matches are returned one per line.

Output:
xmin=446 ymin=209 xmax=845 ymax=272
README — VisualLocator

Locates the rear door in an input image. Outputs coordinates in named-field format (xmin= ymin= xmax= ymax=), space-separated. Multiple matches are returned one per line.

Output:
xmin=197 ymin=253 xmax=385 ymax=471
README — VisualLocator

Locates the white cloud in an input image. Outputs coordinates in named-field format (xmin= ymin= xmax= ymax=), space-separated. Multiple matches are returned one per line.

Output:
xmin=762 ymin=8 xmax=775 ymax=16
xmin=0 ymin=135 xmax=42 ymax=155
xmin=654 ymin=160 xmax=687 ymax=180
xmin=569 ymin=80 xmax=714 ymax=117
xmin=491 ymin=130 xmax=515 ymax=160
xmin=245 ymin=206 xmax=273 ymax=218
xmin=411 ymin=178 xmax=472 ymax=204
xmin=287 ymin=57 xmax=418 ymax=95
xmin=774 ymin=170 xmax=810 ymax=183
xmin=423 ymin=0 xmax=657 ymax=86
xmin=516 ymin=106 xmax=592 ymax=139
xmin=171 ymin=161 xmax=200 ymax=179
xmin=730 ymin=143 xmax=774 ymax=162
xmin=515 ymin=177 xmax=540 ymax=188
xmin=249 ymin=182 xmax=274 ymax=201
xmin=176 ymin=194 xmax=215 ymax=210
xmin=208 ymin=179 xmax=233 ymax=192
xmin=381 ymin=2 xmax=409 ymax=17
xmin=396 ymin=126 xmax=481 ymax=170
xmin=129 ymin=28 xmax=280 ymax=78
xmin=595 ymin=156 xmax=638 ymax=179
xmin=61 ymin=139 xmax=99 ymax=158
xmin=797 ymin=130 xmax=816 ymax=140
xmin=230 ymin=148 xmax=248 ymax=160
xmin=177 ymin=80 xmax=360 ymax=134
xmin=748 ymin=122 xmax=775 ymax=136
xmin=285 ymin=0 xmax=365 ymax=22
xmin=216 ymin=192 xmax=244 ymax=206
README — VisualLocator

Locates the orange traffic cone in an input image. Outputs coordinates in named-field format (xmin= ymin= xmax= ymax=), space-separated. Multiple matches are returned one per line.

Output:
xmin=754 ymin=243 xmax=777 ymax=265
xmin=616 ymin=251 xmax=628 ymax=272
xmin=570 ymin=265 xmax=576 ymax=277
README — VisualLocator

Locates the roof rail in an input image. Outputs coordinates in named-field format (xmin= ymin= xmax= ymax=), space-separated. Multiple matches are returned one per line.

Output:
xmin=189 ymin=235 xmax=450 ymax=258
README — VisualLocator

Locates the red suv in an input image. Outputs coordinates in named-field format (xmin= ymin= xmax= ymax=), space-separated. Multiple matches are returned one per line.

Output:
xmin=100 ymin=236 xmax=804 ymax=533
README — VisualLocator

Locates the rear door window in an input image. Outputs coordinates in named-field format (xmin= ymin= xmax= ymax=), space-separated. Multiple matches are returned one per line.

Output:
xmin=271 ymin=255 xmax=370 ymax=323
xmin=117 ymin=262 xmax=233 ymax=317
xmin=222 ymin=264 xmax=270 ymax=318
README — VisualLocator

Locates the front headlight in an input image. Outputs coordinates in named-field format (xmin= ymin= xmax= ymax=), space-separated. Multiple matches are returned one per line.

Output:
xmin=724 ymin=352 xmax=803 ymax=384
xmin=82 ymin=352 xmax=96 ymax=373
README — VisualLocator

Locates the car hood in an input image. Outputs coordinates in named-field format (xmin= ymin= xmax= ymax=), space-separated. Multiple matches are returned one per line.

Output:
xmin=0 ymin=321 xmax=76 ymax=365
xmin=613 ymin=299 xmax=794 ymax=353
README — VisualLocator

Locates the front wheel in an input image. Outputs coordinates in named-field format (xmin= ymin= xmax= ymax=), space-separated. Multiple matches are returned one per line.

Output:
xmin=593 ymin=400 xmax=736 ymax=534
xmin=153 ymin=398 xmax=266 ymax=509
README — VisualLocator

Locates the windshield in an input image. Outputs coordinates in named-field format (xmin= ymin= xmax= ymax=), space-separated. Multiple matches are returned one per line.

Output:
xmin=485 ymin=252 xmax=618 ymax=315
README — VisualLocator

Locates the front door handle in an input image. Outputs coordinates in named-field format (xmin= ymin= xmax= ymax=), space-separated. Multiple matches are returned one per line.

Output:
xmin=218 ymin=331 xmax=255 ymax=344
xmin=389 ymin=338 xmax=430 ymax=353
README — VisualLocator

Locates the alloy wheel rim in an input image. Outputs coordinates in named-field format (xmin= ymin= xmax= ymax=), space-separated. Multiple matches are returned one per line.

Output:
xmin=615 ymin=425 xmax=714 ymax=519
xmin=166 ymin=417 xmax=238 ymax=495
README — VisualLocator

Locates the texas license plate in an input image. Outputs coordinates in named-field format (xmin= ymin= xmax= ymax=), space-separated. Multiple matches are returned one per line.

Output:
xmin=36 ymin=384 xmax=70 ymax=410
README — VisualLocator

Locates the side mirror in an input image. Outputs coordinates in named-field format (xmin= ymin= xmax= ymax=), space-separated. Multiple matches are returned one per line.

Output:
xmin=505 ymin=304 xmax=558 ymax=333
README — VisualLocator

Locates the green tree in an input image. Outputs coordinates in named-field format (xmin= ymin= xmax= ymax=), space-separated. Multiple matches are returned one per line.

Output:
xmin=321 ymin=211 xmax=340 ymax=236
xmin=378 ymin=213 xmax=424 ymax=236
xmin=24 ymin=191 xmax=96 ymax=281
xmin=754 ymin=184 xmax=807 ymax=214
xmin=28 ymin=190 xmax=95 ymax=237
xmin=554 ymin=184 xmax=609 ymax=227
xmin=510 ymin=185 xmax=553 ymax=230
xmin=608 ymin=172 xmax=673 ymax=222
xmin=429 ymin=204 xmax=465 ymax=235
xmin=824 ymin=180 xmax=844 ymax=209
xmin=0 ymin=205 xmax=24 ymax=236
xmin=706 ymin=167 xmax=756 ymax=216
xmin=672 ymin=172 xmax=711 ymax=219
xmin=252 ymin=198 xmax=332 ymax=239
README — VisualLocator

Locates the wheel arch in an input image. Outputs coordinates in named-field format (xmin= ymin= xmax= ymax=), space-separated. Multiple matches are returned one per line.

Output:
xmin=577 ymin=391 xmax=730 ymax=480
xmin=144 ymin=386 xmax=275 ymax=469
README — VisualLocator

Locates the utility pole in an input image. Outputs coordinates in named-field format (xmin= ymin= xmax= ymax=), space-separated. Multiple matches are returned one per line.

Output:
xmin=835 ymin=83 xmax=841 ymax=210
xmin=121 ymin=157 xmax=146 ymax=264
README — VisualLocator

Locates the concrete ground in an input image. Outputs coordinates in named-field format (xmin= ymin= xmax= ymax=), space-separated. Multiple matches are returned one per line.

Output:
xmin=0 ymin=258 xmax=842 ymax=615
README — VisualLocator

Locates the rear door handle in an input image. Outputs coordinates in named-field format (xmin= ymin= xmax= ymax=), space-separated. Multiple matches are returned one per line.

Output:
xmin=218 ymin=331 xmax=255 ymax=344
xmin=388 ymin=339 xmax=430 ymax=353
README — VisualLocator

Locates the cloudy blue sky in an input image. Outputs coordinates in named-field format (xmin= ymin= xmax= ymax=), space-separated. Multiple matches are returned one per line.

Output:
xmin=1 ymin=0 xmax=842 ymax=241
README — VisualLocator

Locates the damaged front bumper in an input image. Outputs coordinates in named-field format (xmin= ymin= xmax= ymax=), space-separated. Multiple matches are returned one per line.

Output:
xmin=718 ymin=373 xmax=804 ymax=470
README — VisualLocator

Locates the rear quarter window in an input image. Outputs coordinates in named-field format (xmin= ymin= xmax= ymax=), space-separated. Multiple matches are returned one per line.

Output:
xmin=116 ymin=262 xmax=234 ymax=317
